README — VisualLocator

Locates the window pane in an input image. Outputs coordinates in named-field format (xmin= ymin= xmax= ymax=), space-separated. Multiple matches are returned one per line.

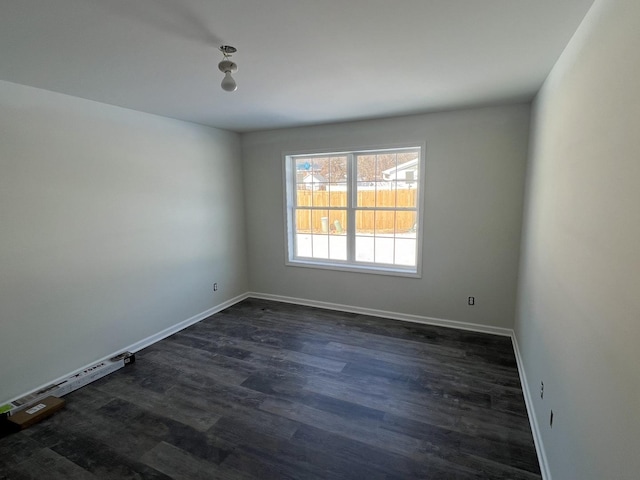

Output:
xmin=374 ymin=153 xmax=387 ymax=179
xmin=375 ymin=210 xmax=395 ymax=237
xmin=355 ymin=236 xmax=374 ymax=263
xmin=395 ymin=238 xmax=417 ymax=266
xmin=395 ymin=210 xmax=416 ymax=236
xmin=374 ymin=153 xmax=394 ymax=207
xmin=357 ymin=210 xmax=374 ymax=235
xmin=374 ymin=237 xmax=394 ymax=264
xmin=329 ymin=211 xmax=347 ymax=234
xmin=312 ymin=234 xmax=329 ymax=259
xmin=295 ymin=157 xmax=315 ymax=188
xmin=328 ymin=156 xmax=347 ymax=181
xmin=295 ymin=209 xmax=311 ymax=235
xmin=311 ymin=210 xmax=329 ymax=233
xmin=295 ymin=233 xmax=312 ymax=258
xmin=356 ymin=155 xmax=376 ymax=206
xmin=296 ymin=188 xmax=312 ymax=208
xmin=396 ymin=152 xmax=419 ymax=207
xmin=314 ymin=157 xmax=330 ymax=193
xmin=329 ymin=235 xmax=347 ymax=261
xmin=375 ymin=180 xmax=396 ymax=207
xmin=357 ymin=188 xmax=376 ymax=209
xmin=397 ymin=185 xmax=417 ymax=208
xmin=318 ymin=190 xmax=330 ymax=208
xmin=329 ymin=188 xmax=347 ymax=207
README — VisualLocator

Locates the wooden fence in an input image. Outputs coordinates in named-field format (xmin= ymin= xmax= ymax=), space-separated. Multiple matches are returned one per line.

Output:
xmin=296 ymin=189 xmax=417 ymax=233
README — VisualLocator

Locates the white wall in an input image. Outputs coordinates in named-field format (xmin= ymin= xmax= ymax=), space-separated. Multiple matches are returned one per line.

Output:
xmin=242 ymin=105 xmax=530 ymax=329
xmin=0 ymin=80 xmax=248 ymax=402
xmin=515 ymin=0 xmax=640 ymax=478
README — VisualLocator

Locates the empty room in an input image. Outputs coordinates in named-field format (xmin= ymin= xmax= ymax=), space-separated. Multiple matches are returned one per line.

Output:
xmin=0 ymin=0 xmax=638 ymax=479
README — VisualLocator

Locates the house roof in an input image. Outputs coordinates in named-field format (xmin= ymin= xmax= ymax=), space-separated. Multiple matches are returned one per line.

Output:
xmin=382 ymin=158 xmax=420 ymax=176
xmin=303 ymin=173 xmax=328 ymax=183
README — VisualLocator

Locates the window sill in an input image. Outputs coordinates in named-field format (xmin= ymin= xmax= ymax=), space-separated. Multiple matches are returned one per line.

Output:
xmin=285 ymin=258 xmax=421 ymax=278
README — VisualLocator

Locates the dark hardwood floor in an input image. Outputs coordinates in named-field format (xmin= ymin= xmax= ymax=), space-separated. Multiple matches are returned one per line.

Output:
xmin=0 ymin=298 xmax=541 ymax=479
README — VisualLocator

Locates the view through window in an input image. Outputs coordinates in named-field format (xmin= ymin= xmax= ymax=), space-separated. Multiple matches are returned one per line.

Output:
xmin=285 ymin=146 xmax=423 ymax=276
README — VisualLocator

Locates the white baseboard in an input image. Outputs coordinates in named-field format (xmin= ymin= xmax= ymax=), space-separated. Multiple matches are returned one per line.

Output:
xmin=1 ymin=293 xmax=249 ymax=409
xmin=247 ymin=292 xmax=513 ymax=337
xmin=512 ymin=333 xmax=551 ymax=480
xmin=125 ymin=292 xmax=250 ymax=353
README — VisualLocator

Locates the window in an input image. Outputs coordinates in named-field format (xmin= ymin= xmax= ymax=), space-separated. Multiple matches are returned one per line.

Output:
xmin=284 ymin=145 xmax=424 ymax=276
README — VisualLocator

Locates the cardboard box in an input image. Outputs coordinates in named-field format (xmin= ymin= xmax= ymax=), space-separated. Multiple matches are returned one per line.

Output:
xmin=7 ymin=396 xmax=65 ymax=430
xmin=2 ymin=351 xmax=135 ymax=417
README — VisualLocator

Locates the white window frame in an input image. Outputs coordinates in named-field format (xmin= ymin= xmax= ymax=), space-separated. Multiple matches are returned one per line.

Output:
xmin=283 ymin=144 xmax=425 ymax=278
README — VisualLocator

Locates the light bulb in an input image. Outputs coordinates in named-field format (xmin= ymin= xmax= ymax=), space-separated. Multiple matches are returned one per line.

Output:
xmin=221 ymin=72 xmax=237 ymax=92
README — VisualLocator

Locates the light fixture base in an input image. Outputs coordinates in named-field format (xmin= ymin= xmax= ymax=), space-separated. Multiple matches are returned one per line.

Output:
xmin=218 ymin=60 xmax=238 ymax=74
xmin=219 ymin=45 xmax=237 ymax=55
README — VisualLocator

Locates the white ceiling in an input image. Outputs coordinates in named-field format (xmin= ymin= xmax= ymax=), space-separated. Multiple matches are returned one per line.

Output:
xmin=0 ymin=0 xmax=595 ymax=133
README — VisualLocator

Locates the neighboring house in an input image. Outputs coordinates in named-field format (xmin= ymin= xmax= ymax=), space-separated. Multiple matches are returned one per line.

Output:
xmin=302 ymin=173 xmax=328 ymax=190
xmin=382 ymin=158 xmax=419 ymax=187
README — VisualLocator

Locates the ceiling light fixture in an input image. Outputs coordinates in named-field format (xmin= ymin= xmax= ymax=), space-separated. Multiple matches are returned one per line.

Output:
xmin=218 ymin=45 xmax=238 ymax=92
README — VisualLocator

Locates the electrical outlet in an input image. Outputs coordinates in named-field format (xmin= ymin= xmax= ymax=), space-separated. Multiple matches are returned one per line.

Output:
xmin=550 ymin=410 xmax=554 ymax=428
xmin=540 ymin=381 xmax=544 ymax=399
xmin=467 ymin=296 xmax=475 ymax=306
xmin=213 ymin=283 xmax=218 ymax=292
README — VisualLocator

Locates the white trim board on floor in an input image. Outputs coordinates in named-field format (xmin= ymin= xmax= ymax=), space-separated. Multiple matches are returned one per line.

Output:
xmin=0 ymin=292 xmax=249 ymax=410
xmin=512 ymin=334 xmax=552 ymax=480
xmin=248 ymin=292 xmax=513 ymax=337
xmin=125 ymin=292 xmax=250 ymax=353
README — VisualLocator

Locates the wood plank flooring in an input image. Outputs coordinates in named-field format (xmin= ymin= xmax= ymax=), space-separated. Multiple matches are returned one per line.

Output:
xmin=0 ymin=298 xmax=541 ymax=479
